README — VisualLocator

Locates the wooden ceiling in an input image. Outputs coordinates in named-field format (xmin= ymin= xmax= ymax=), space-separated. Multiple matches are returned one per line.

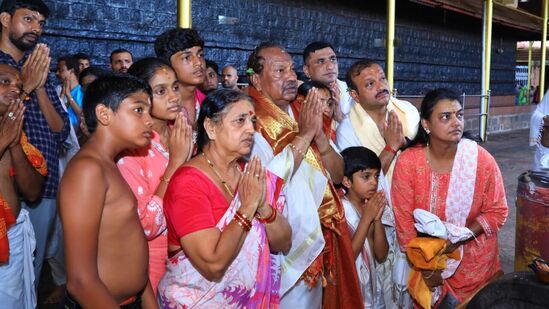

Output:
xmin=410 ymin=0 xmax=543 ymax=33
xmin=518 ymin=0 xmax=542 ymax=17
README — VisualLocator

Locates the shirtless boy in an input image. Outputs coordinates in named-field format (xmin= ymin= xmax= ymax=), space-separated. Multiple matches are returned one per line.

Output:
xmin=58 ymin=74 xmax=157 ymax=308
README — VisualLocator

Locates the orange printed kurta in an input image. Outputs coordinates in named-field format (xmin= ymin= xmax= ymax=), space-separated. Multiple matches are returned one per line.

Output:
xmin=391 ymin=145 xmax=507 ymax=303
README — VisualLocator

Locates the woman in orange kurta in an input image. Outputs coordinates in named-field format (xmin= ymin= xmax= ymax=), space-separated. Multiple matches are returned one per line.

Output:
xmin=391 ymin=88 xmax=508 ymax=308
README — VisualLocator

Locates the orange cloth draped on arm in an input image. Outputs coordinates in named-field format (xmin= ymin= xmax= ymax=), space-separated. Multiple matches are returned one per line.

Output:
xmin=406 ymin=237 xmax=460 ymax=309
xmin=392 ymin=145 xmax=507 ymax=304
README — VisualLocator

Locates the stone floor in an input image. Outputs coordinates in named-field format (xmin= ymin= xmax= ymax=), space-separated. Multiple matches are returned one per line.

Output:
xmin=36 ymin=129 xmax=534 ymax=308
xmin=483 ymin=128 xmax=534 ymax=274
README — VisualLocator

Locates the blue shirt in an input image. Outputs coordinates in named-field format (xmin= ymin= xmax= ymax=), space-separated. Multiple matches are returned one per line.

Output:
xmin=68 ymin=84 xmax=84 ymax=127
xmin=0 ymin=50 xmax=70 ymax=199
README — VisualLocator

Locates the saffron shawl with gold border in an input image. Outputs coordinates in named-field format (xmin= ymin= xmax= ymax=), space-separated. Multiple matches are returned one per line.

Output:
xmin=249 ymin=87 xmax=363 ymax=309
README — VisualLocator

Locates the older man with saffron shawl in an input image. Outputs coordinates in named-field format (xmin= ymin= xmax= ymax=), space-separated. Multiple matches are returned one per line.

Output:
xmin=246 ymin=42 xmax=362 ymax=308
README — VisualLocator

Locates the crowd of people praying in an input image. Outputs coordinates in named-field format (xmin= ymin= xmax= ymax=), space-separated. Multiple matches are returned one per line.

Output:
xmin=0 ymin=0 xmax=509 ymax=308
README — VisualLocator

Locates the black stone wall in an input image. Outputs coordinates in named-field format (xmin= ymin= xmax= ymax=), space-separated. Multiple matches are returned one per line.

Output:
xmin=42 ymin=0 xmax=175 ymax=68
xmin=40 ymin=0 xmax=519 ymax=95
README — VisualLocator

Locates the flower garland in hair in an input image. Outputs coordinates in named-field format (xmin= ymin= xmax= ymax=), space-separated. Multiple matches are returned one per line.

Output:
xmin=246 ymin=68 xmax=255 ymax=75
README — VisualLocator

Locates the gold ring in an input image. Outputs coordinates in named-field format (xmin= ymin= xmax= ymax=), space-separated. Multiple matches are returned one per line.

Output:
xmin=255 ymin=174 xmax=259 ymax=178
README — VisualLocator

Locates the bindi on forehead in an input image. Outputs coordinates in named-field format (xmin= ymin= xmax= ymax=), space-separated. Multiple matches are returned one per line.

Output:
xmin=248 ymin=110 xmax=254 ymax=116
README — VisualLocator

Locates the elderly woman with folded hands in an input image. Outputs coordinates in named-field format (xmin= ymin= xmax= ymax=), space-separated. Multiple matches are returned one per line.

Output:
xmin=158 ymin=89 xmax=292 ymax=308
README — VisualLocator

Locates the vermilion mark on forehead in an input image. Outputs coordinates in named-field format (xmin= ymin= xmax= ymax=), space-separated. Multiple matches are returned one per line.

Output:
xmin=248 ymin=110 xmax=254 ymax=116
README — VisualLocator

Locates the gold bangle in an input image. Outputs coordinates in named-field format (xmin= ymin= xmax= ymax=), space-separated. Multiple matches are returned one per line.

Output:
xmin=289 ymin=143 xmax=307 ymax=157
xmin=294 ymin=135 xmax=308 ymax=145
xmin=319 ymin=144 xmax=332 ymax=156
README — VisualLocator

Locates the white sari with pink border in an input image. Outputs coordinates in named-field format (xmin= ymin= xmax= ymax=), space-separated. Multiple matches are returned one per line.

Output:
xmin=158 ymin=174 xmax=282 ymax=309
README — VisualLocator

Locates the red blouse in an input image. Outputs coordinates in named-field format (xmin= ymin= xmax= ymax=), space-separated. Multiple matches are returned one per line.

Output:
xmin=164 ymin=166 xmax=230 ymax=246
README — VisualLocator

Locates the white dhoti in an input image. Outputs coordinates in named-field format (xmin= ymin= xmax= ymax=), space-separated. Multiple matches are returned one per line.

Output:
xmin=336 ymin=97 xmax=419 ymax=309
xmin=0 ymin=209 xmax=36 ymax=309
xmin=280 ymin=280 xmax=322 ymax=309
xmin=253 ymin=132 xmax=326 ymax=307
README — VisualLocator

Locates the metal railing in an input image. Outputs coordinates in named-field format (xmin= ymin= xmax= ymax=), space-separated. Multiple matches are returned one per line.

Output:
xmin=227 ymin=84 xmax=493 ymax=140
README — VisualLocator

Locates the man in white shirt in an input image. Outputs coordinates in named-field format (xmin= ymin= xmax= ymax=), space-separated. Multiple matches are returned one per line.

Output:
xmin=336 ymin=59 xmax=419 ymax=308
xmin=302 ymin=41 xmax=353 ymax=121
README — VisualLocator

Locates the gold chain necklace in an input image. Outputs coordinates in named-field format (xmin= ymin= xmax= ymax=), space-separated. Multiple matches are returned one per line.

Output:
xmin=201 ymin=152 xmax=236 ymax=198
